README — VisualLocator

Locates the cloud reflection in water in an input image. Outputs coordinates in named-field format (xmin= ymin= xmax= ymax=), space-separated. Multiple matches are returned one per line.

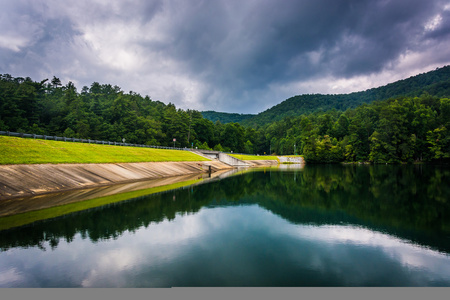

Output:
xmin=1 ymin=204 xmax=450 ymax=287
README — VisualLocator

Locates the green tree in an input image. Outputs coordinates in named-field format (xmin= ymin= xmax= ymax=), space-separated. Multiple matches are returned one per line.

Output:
xmin=427 ymin=126 xmax=450 ymax=160
xmin=51 ymin=76 xmax=62 ymax=88
xmin=244 ymin=140 xmax=254 ymax=154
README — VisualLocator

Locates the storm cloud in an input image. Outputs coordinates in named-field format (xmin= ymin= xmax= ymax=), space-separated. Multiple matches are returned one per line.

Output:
xmin=1 ymin=0 xmax=450 ymax=113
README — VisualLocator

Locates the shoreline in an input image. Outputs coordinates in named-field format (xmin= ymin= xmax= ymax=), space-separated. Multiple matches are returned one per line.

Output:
xmin=0 ymin=160 xmax=279 ymax=201
xmin=0 ymin=160 xmax=279 ymax=230
xmin=0 ymin=161 xmax=232 ymax=200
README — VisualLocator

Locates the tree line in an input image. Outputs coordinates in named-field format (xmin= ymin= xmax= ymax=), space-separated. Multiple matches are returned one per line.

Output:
xmin=1 ymin=73 xmax=449 ymax=162
xmin=0 ymin=74 xmax=261 ymax=153
xmin=264 ymin=93 xmax=450 ymax=163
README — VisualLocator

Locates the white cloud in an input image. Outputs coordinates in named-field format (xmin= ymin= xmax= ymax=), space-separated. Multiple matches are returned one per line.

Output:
xmin=81 ymin=23 xmax=147 ymax=72
xmin=0 ymin=35 xmax=30 ymax=52
xmin=0 ymin=268 xmax=23 ymax=286
xmin=2 ymin=0 xmax=450 ymax=113
xmin=81 ymin=248 xmax=140 ymax=287
xmin=282 ymin=223 xmax=450 ymax=275
xmin=424 ymin=14 xmax=443 ymax=31
xmin=1 ymin=205 xmax=450 ymax=287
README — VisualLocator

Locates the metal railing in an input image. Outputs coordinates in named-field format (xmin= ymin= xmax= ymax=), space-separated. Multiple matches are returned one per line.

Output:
xmin=0 ymin=130 xmax=278 ymax=156
xmin=0 ymin=131 xmax=191 ymax=151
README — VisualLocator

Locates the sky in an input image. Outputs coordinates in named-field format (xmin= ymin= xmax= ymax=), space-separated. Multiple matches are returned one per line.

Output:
xmin=1 ymin=0 xmax=450 ymax=114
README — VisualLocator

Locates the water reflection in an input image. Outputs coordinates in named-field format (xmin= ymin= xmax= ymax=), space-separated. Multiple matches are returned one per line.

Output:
xmin=0 ymin=164 xmax=449 ymax=286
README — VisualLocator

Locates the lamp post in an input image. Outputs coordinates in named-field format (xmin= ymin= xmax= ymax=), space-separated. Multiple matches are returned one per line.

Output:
xmin=294 ymin=144 xmax=296 ymax=155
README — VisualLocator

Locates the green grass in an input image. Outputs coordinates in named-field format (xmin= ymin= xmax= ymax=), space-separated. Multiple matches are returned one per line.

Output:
xmin=229 ymin=154 xmax=279 ymax=161
xmin=0 ymin=136 xmax=209 ymax=165
xmin=0 ymin=178 xmax=203 ymax=231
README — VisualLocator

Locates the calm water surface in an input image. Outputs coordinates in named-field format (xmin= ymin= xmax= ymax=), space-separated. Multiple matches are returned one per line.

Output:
xmin=1 ymin=164 xmax=450 ymax=287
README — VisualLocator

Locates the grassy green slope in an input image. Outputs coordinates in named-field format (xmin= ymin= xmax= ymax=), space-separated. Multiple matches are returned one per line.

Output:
xmin=0 ymin=136 xmax=209 ymax=165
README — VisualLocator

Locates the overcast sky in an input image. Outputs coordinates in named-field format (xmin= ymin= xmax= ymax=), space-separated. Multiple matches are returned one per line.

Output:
xmin=1 ymin=0 xmax=450 ymax=114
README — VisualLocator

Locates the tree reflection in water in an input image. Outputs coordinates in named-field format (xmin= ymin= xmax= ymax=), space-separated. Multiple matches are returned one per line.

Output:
xmin=1 ymin=165 xmax=449 ymax=254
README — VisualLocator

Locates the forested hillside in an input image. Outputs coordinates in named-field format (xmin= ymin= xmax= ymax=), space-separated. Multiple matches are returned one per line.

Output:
xmin=0 ymin=75 xmax=255 ymax=153
xmin=241 ymin=65 xmax=450 ymax=126
xmin=263 ymin=94 xmax=450 ymax=163
xmin=201 ymin=111 xmax=255 ymax=124
xmin=1 ymin=69 xmax=449 ymax=163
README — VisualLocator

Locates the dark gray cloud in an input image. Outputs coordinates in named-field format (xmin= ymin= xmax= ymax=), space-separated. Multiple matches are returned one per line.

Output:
xmin=1 ymin=0 xmax=450 ymax=113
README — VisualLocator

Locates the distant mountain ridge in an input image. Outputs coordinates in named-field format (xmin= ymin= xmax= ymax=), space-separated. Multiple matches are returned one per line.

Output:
xmin=203 ymin=65 xmax=450 ymax=126
xmin=200 ymin=111 xmax=255 ymax=124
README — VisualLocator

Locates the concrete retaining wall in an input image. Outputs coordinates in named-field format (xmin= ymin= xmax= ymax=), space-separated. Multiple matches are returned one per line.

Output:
xmin=277 ymin=156 xmax=305 ymax=164
xmin=0 ymin=161 xmax=232 ymax=200
xmin=218 ymin=153 xmax=251 ymax=166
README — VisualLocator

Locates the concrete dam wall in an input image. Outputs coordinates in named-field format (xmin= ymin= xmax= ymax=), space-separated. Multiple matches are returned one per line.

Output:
xmin=0 ymin=161 xmax=232 ymax=200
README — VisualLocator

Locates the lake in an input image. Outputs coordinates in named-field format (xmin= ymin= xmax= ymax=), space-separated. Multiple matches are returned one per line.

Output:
xmin=1 ymin=164 xmax=450 ymax=287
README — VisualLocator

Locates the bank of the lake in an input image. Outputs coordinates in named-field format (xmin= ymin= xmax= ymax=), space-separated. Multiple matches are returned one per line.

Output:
xmin=0 ymin=169 xmax=241 ymax=230
xmin=0 ymin=160 xmax=234 ymax=200
xmin=0 ymin=136 xmax=287 ymax=200
xmin=0 ymin=136 xmax=225 ymax=199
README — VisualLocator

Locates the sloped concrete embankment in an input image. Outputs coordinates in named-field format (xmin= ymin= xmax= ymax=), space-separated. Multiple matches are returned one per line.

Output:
xmin=0 ymin=161 xmax=232 ymax=200
xmin=218 ymin=153 xmax=251 ymax=166
xmin=0 ymin=169 xmax=237 ymax=218
xmin=246 ymin=160 xmax=279 ymax=166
